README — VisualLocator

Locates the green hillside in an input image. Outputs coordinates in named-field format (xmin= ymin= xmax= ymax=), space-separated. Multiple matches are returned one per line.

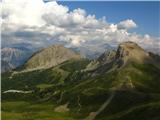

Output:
xmin=2 ymin=42 xmax=160 ymax=120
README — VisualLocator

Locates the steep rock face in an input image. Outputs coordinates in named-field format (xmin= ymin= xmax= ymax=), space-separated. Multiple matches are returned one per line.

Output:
xmin=85 ymin=50 xmax=116 ymax=71
xmin=24 ymin=45 xmax=81 ymax=70
xmin=97 ymin=50 xmax=116 ymax=64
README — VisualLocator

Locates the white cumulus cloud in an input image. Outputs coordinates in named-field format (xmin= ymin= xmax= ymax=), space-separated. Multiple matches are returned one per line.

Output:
xmin=117 ymin=19 xmax=137 ymax=29
xmin=1 ymin=0 xmax=159 ymax=55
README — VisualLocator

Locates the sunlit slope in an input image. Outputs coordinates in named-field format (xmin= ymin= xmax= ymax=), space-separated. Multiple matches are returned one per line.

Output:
xmin=23 ymin=45 xmax=81 ymax=70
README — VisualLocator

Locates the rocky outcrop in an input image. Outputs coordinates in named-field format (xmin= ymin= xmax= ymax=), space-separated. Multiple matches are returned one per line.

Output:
xmin=85 ymin=50 xmax=116 ymax=71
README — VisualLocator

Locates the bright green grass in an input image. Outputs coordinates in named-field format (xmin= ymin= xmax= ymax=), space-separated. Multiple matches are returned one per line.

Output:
xmin=2 ymin=101 xmax=76 ymax=120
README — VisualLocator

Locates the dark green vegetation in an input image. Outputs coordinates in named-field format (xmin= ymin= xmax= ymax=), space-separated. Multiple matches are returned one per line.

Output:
xmin=2 ymin=42 xmax=160 ymax=120
xmin=2 ymin=58 xmax=90 ymax=91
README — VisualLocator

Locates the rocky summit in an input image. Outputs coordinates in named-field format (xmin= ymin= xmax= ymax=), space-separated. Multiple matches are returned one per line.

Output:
xmin=115 ymin=41 xmax=152 ymax=63
xmin=24 ymin=45 xmax=81 ymax=70
xmin=85 ymin=41 xmax=159 ymax=77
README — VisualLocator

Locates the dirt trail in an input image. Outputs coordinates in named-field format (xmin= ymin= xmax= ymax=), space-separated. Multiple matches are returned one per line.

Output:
xmin=77 ymin=96 xmax=82 ymax=112
xmin=84 ymin=91 xmax=116 ymax=120
xmin=54 ymin=103 xmax=69 ymax=112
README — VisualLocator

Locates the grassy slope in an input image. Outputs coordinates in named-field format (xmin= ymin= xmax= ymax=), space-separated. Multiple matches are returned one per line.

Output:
xmin=58 ymin=62 xmax=160 ymax=119
xmin=2 ymin=59 xmax=160 ymax=120
xmin=2 ymin=101 xmax=75 ymax=120
xmin=1 ymin=58 xmax=90 ymax=120
xmin=2 ymin=58 xmax=90 ymax=91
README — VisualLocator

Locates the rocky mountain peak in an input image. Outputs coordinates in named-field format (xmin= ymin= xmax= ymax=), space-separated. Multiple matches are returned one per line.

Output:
xmin=24 ymin=44 xmax=81 ymax=70
xmin=85 ymin=41 xmax=157 ymax=76
xmin=116 ymin=41 xmax=151 ymax=63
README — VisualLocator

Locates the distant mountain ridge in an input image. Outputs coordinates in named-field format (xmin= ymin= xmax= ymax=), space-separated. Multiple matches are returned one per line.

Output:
xmin=70 ymin=43 xmax=114 ymax=59
xmin=1 ymin=47 xmax=33 ymax=73
xmin=1 ymin=42 xmax=114 ymax=73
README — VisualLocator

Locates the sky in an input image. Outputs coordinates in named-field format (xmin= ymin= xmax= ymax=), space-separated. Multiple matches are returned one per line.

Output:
xmin=1 ymin=0 xmax=160 ymax=54
xmin=58 ymin=1 xmax=160 ymax=37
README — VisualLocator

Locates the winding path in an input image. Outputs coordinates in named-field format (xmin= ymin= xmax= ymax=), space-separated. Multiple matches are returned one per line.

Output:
xmin=84 ymin=91 xmax=116 ymax=120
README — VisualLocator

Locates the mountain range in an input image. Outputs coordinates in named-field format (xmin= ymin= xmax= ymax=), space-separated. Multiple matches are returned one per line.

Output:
xmin=1 ymin=41 xmax=160 ymax=120
xmin=1 ymin=42 xmax=113 ymax=72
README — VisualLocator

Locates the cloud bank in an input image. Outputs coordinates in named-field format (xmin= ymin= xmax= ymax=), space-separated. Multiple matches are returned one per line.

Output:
xmin=1 ymin=0 xmax=159 ymax=54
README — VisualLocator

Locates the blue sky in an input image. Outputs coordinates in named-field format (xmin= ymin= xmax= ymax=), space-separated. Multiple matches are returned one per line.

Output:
xmin=58 ymin=1 xmax=160 ymax=37
xmin=2 ymin=0 xmax=159 ymax=54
